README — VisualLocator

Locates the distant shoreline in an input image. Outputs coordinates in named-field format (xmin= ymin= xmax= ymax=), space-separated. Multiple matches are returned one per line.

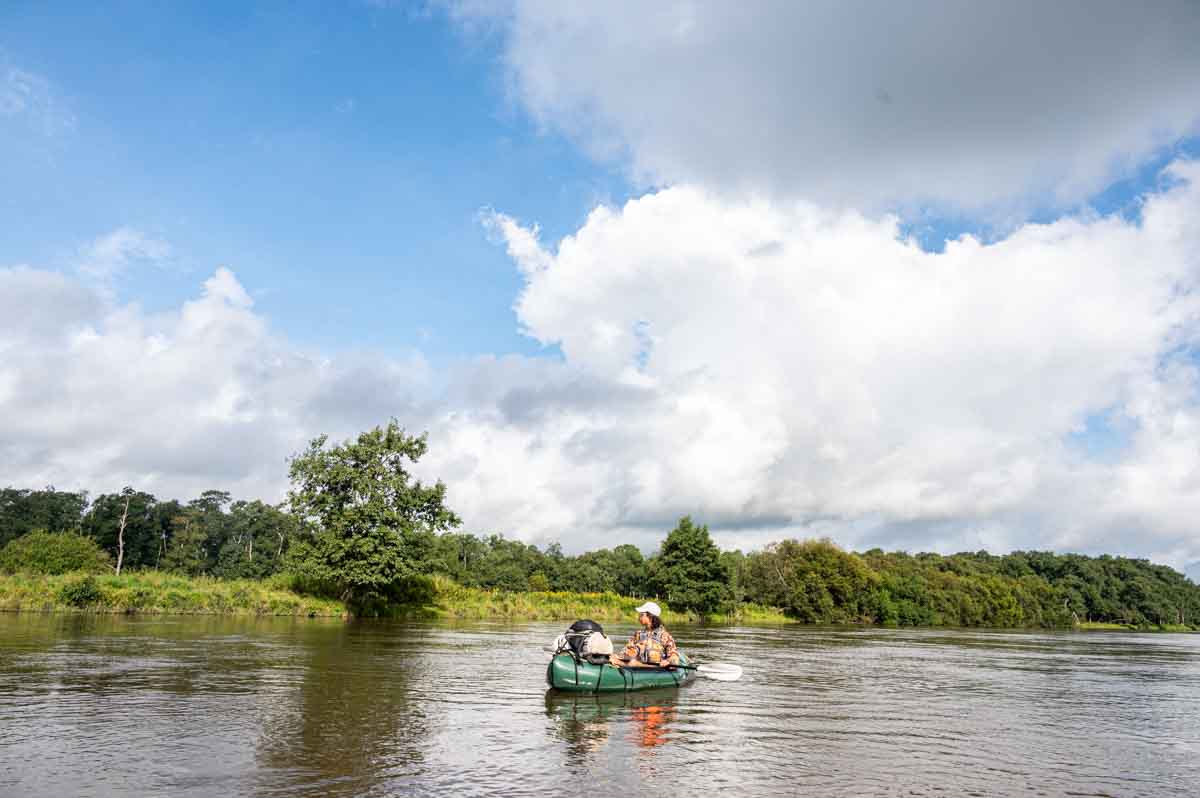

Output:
xmin=0 ymin=571 xmax=1194 ymax=631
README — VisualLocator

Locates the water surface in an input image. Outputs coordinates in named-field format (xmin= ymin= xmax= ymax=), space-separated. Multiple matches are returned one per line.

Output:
xmin=1 ymin=614 xmax=1197 ymax=796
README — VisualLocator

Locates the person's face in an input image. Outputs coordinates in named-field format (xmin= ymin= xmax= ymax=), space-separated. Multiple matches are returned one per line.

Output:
xmin=638 ymin=612 xmax=651 ymax=628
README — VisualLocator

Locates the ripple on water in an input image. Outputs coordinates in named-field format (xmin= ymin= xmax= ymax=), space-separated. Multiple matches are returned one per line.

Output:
xmin=1 ymin=617 xmax=1198 ymax=796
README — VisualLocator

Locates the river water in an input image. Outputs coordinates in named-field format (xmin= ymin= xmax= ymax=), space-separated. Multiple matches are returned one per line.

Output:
xmin=0 ymin=614 xmax=1197 ymax=797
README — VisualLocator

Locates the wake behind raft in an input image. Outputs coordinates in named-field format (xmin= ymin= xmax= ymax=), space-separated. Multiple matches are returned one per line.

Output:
xmin=545 ymin=619 xmax=695 ymax=693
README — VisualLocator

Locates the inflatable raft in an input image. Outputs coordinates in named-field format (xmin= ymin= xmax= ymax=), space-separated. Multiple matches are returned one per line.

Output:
xmin=546 ymin=652 xmax=695 ymax=693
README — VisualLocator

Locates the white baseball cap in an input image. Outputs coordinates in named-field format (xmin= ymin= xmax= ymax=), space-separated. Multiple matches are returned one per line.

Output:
xmin=635 ymin=601 xmax=662 ymax=617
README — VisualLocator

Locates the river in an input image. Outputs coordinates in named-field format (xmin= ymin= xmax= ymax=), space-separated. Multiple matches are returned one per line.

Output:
xmin=0 ymin=614 xmax=1196 ymax=797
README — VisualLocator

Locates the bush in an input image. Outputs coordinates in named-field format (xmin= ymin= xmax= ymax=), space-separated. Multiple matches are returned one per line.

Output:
xmin=59 ymin=575 xmax=103 ymax=607
xmin=0 ymin=530 xmax=112 ymax=575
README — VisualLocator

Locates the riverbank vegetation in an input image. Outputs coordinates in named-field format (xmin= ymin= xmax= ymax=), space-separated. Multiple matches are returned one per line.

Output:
xmin=0 ymin=569 xmax=346 ymax=617
xmin=3 ymin=421 xmax=1198 ymax=629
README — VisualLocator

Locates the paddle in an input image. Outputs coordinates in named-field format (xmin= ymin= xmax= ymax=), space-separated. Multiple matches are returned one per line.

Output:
xmin=674 ymin=662 xmax=743 ymax=682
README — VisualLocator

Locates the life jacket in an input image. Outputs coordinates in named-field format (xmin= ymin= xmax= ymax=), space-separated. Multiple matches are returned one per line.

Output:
xmin=625 ymin=627 xmax=672 ymax=665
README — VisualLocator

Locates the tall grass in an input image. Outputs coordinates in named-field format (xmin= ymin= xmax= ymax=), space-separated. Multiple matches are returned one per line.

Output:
xmin=422 ymin=575 xmax=791 ymax=624
xmin=0 ymin=569 xmax=790 ymax=623
xmin=0 ymin=570 xmax=346 ymax=617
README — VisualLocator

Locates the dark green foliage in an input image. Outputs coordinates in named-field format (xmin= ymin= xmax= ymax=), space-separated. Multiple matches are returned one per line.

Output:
xmin=720 ymin=549 xmax=749 ymax=604
xmin=645 ymin=516 xmax=731 ymax=615
xmin=82 ymin=489 xmax=162 ymax=571
xmin=212 ymin=501 xmax=297 ymax=579
xmin=59 ymin=574 xmax=104 ymax=607
xmin=746 ymin=539 xmax=878 ymax=623
xmin=1 ymin=487 xmax=88 ymax=546
xmin=0 ymin=530 xmax=112 ymax=575
xmin=162 ymin=510 xmax=209 ymax=576
xmin=285 ymin=421 xmax=461 ymax=608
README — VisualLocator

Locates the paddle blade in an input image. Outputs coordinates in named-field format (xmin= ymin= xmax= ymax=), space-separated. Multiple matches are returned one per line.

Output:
xmin=696 ymin=663 xmax=743 ymax=682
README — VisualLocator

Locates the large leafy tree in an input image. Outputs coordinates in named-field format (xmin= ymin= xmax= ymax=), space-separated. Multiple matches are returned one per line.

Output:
xmin=646 ymin=516 xmax=731 ymax=615
xmin=1 ymin=487 xmax=88 ymax=546
xmin=286 ymin=421 xmax=460 ymax=607
xmin=745 ymin=538 xmax=879 ymax=623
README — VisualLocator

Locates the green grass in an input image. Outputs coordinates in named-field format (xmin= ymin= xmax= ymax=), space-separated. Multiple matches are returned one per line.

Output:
xmin=0 ymin=570 xmax=346 ymax=617
xmin=0 ymin=570 xmax=793 ymax=623
xmin=419 ymin=575 xmax=792 ymax=624
xmin=1075 ymin=620 xmax=1196 ymax=632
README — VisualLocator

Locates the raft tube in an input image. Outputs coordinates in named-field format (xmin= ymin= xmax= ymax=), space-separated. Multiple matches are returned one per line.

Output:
xmin=546 ymin=652 xmax=694 ymax=692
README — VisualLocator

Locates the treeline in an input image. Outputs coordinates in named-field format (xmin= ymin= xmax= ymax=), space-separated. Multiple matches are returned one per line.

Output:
xmin=733 ymin=541 xmax=1200 ymax=629
xmin=1 ymin=486 xmax=295 ymax=580
xmin=3 ymin=482 xmax=1199 ymax=629
xmin=433 ymin=529 xmax=1200 ymax=629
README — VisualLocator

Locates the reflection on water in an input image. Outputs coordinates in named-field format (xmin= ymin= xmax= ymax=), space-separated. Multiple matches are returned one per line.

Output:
xmin=1 ymin=614 xmax=1198 ymax=797
xmin=546 ymin=689 xmax=680 ymax=757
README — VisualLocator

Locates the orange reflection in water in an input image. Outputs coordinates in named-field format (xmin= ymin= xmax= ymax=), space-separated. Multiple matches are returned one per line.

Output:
xmin=630 ymin=704 xmax=675 ymax=749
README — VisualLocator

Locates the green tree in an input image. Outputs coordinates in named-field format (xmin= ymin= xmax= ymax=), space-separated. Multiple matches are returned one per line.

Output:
xmin=610 ymin=544 xmax=647 ymax=596
xmin=1 ymin=487 xmax=88 ymax=546
xmin=286 ymin=421 xmax=461 ymax=609
xmin=428 ymin=532 xmax=488 ymax=585
xmin=213 ymin=500 xmax=296 ymax=579
xmin=745 ymin=539 xmax=878 ymax=623
xmin=646 ymin=516 xmax=730 ymax=615
xmin=162 ymin=508 xmax=208 ymax=575
xmin=188 ymin=490 xmax=233 ymax=573
xmin=720 ymin=549 xmax=749 ymax=604
xmin=82 ymin=489 xmax=160 ymax=570
xmin=0 ymin=530 xmax=112 ymax=575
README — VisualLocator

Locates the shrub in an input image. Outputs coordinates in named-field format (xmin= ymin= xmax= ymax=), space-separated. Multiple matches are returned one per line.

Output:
xmin=59 ymin=575 xmax=103 ymax=607
xmin=0 ymin=530 xmax=112 ymax=575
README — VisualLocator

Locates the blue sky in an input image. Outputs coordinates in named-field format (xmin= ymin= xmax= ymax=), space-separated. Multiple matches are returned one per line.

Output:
xmin=4 ymin=2 xmax=1200 ymax=568
xmin=2 ymin=1 xmax=627 ymax=359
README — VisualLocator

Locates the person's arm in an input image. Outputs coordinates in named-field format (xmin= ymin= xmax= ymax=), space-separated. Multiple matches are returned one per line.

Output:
xmin=621 ymin=631 xmax=639 ymax=662
xmin=662 ymin=630 xmax=679 ymax=666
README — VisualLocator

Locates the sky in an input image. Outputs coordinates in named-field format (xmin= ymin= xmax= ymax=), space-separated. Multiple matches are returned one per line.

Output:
xmin=3 ymin=2 xmax=1200 ymax=577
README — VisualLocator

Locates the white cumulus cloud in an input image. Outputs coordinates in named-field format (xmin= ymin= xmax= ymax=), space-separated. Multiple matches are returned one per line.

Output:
xmin=437 ymin=163 xmax=1200 ymax=564
xmin=0 ymin=261 xmax=432 ymax=504
xmin=451 ymin=0 xmax=1200 ymax=210
xmin=5 ymin=168 xmax=1200 ymax=568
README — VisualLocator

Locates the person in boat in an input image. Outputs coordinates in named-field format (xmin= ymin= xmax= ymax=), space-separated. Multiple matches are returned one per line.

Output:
xmin=612 ymin=601 xmax=679 ymax=668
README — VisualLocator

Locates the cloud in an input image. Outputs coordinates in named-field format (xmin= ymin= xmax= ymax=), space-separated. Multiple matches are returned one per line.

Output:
xmin=436 ymin=162 xmax=1200 ymax=564
xmin=0 ymin=263 xmax=432 ymax=505
xmin=450 ymin=1 xmax=1200 ymax=210
xmin=5 ymin=167 xmax=1200 ymax=568
xmin=0 ymin=60 xmax=75 ymax=136
xmin=77 ymin=227 xmax=173 ymax=281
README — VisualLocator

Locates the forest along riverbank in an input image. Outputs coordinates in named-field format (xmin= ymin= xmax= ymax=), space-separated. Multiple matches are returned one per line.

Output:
xmin=6 ymin=464 xmax=1200 ymax=631
xmin=1 ymin=569 xmax=1194 ymax=631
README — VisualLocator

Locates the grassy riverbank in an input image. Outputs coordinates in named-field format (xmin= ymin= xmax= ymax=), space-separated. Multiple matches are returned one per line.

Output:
xmin=0 ymin=570 xmax=790 ymax=623
xmin=1076 ymin=620 xmax=1194 ymax=632
xmin=0 ymin=571 xmax=348 ymax=617
xmin=2 ymin=571 xmax=1189 ymax=629
xmin=418 ymin=575 xmax=790 ymax=623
